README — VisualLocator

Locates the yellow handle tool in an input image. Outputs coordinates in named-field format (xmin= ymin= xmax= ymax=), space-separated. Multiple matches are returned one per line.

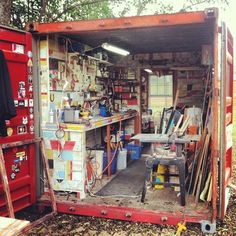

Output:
xmin=175 ymin=222 xmax=187 ymax=236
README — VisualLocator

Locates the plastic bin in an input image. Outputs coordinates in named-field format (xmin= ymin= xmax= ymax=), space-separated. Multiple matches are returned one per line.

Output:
xmin=103 ymin=151 xmax=117 ymax=175
xmin=126 ymin=144 xmax=141 ymax=160
xmin=117 ymin=149 xmax=127 ymax=170
xmin=91 ymin=150 xmax=104 ymax=179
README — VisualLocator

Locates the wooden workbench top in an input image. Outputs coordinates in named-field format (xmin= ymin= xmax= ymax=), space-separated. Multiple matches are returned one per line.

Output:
xmin=43 ymin=110 xmax=138 ymax=132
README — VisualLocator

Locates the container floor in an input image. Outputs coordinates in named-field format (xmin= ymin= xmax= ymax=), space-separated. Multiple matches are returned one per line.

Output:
xmin=96 ymin=158 xmax=146 ymax=197
xmin=40 ymin=152 xmax=211 ymax=218
xmin=83 ymin=157 xmax=210 ymax=215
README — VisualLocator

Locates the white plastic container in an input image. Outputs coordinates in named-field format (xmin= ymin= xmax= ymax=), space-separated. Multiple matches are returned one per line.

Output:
xmin=91 ymin=150 xmax=104 ymax=179
xmin=117 ymin=149 xmax=127 ymax=170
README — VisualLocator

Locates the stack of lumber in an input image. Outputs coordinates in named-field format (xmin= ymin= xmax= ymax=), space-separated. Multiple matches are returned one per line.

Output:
xmin=0 ymin=217 xmax=30 ymax=236
xmin=187 ymin=68 xmax=213 ymax=204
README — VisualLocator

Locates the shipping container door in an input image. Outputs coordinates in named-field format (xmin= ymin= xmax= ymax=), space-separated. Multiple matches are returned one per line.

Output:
xmin=219 ymin=22 xmax=234 ymax=219
xmin=0 ymin=25 xmax=36 ymax=216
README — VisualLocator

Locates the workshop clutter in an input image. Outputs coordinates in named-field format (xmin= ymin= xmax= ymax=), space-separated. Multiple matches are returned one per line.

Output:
xmin=147 ymin=66 xmax=213 ymax=205
xmin=154 ymin=164 xmax=167 ymax=189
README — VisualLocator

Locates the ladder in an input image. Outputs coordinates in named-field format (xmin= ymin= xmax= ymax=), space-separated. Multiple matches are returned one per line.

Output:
xmin=0 ymin=138 xmax=57 ymax=218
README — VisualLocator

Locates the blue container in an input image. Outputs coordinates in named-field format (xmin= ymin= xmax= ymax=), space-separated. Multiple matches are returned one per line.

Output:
xmin=100 ymin=106 xmax=107 ymax=117
xmin=103 ymin=151 xmax=117 ymax=175
xmin=126 ymin=144 xmax=141 ymax=160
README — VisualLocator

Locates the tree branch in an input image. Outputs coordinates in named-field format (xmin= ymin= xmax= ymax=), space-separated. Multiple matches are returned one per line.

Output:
xmin=182 ymin=0 xmax=229 ymax=11
xmin=51 ymin=0 xmax=109 ymax=21
xmin=39 ymin=0 xmax=49 ymax=21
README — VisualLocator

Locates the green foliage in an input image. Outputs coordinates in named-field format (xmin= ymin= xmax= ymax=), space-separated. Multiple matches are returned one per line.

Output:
xmin=11 ymin=0 xmax=114 ymax=29
xmin=10 ymin=0 xmax=230 ymax=29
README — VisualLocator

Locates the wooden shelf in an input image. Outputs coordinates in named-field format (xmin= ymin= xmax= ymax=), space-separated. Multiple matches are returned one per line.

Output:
xmin=50 ymin=90 xmax=78 ymax=92
xmin=113 ymin=79 xmax=139 ymax=83
xmin=114 ymin=97 xmax=137 ymax=100
xmin=114 ymin=91 xmax=137 ymax=93
xmin=70 ymin=53 xmax=113 ymax=65
xmin=84 ymin=97 xmax=103 ymax=102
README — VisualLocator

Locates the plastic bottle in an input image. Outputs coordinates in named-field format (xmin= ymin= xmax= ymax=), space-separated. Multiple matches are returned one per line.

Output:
xmin=49 ymin=109 xmax=54 ymax=123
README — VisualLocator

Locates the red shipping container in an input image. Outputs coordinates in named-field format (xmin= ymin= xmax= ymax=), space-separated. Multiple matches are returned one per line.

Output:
xmin=0 ymin=26 xmax=36 ymax=216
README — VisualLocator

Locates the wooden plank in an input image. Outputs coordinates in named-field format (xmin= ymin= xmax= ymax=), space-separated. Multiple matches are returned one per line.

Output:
xmin=0 ymin=146 xmax=15 ymax=218
xmin=173 ymin=114 xmax=183 ymax=132
xmin=0 ymin=217 xmax=29 ymax=236
xmin=194 ymin=134 xmax=210 ymax=203
xmin=40 ymin=139 xmax=57 ymax=212
xmin=179 ymin=116 xmax=190 ymax=133
xmin=17 ymin=212 xmax=56 ymax=236
xmin=192 ymin=131 xmax=208 ymax=195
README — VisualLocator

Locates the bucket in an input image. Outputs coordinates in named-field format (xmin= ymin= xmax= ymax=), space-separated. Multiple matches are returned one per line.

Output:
xmin=100 ymin=106 xmax=107 ymax=117
xmin=126 ymin=144 xmax=141 ymax=160
xmin=117 ymin=149 xmax=127 ymax=170
xmin=103 ymin=151 xmax=117 ymax=175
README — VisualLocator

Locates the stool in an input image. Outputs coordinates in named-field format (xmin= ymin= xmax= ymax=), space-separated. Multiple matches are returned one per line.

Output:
xmin=141 ymin=154 xmax=186 ymax=206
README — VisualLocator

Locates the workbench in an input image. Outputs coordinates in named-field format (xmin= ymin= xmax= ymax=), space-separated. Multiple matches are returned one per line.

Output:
xmin=42 ymin=111 xmax=139 ymax=199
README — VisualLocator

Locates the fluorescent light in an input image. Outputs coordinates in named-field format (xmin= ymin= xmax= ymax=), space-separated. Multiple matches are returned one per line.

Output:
xmin=101 ymin=43 xmax=130 ymax=56
xmin=144 ymin=69 xmax=153 ymax=73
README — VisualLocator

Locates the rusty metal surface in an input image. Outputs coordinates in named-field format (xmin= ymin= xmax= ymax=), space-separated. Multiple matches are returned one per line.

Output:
xmin=31 ymin=12 xmax=215 ymax=54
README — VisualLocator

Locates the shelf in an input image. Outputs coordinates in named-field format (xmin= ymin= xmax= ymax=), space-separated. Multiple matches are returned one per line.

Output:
xmin=113 ymin=79 xmax=139 ymax=83
xmin=50 ymin=90 xmax=79 ymax=92
xmin=114 ymin=91 xmax=137 ymax=93
xmin=69 ymin=53 xmax=113 ymax=65
xmin=114 ymin=98 xmax=137 ymax=100
xmin=84 ymin=97 xmax=103 ymax=102
xmin=96 ymin=76 xmax=109 ymax=79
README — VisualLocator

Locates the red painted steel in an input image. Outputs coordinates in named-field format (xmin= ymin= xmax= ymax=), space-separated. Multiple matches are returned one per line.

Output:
xmin=0 ymin=26 xmax=36 ymax=216
xmin=220 ymin=26 xmax=234 ymax=219
xmin=40 ymin=200 xmax=210 ymax=226
xmin=30 ymin=11 xmax=206 ymax=35
xmin=212 ymin=22 xmax=219 ymax=222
